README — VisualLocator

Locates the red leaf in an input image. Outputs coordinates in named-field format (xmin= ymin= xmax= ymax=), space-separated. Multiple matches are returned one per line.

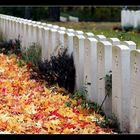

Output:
xmin=34 ymin=113 xmax=45 ymax=120
xmin=72 ymin=108 xmax=80 ymax=114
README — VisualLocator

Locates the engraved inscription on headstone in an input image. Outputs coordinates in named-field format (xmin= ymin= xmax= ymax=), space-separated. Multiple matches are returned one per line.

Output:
xmin=112 ymin=45 xmax=131 ymax=132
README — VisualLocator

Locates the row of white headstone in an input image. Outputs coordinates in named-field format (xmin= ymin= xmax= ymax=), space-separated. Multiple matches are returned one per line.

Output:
xmin=0 ymin=14 xmax=140 ymax=133
xmin=60 ymin=16 xmax=79 ymax=22
xmin=121 ymin=9 xmax=140 ymax=29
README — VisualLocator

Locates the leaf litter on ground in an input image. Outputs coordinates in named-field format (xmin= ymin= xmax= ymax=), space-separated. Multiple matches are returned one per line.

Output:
xmin=0 ymin=53 xmax=117 ymax=134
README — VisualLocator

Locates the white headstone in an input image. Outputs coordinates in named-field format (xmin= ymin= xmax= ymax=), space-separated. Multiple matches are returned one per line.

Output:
xmin=137 ymin=11 xmax=140 ymax=28
xmin=60 ymin=16 xmax=67 ymax=22
xmin=3 ymin=18 xmax=7 ymax=39
xmin=8 ymin=18 xmax=13 ymax=40
xmin=129 ymin=11 xmax=135 ymax=28
xmin=0 ymin=16 xmax=2 ymax=34
xmin=130 ymin=50 xmax=140 ymax=133
xmin=95 ymin=35 xmax=106 ymax=41
xmin=124 ymin=10 xmax=129 ymax=28
xmin=75 ymin=30 xmax=84 ymax=35
xmin=66 ymin=32 xmax=75 ymax=56
xmin=47 ymin=24 xmax=53 ymax=28
xmin=121 ymin=10 xmax=126 ymax=29
xmin=31 ymin=21 xmax=37 ymax=24
xmin=17 ymin=20 xmax=22 ymax=39
xmin=49 ymin=28 xmax=57 ymax=57
xmin=67 ymin=28 xmax=75 ymax=33
xmin=58 ymin=30 xmax=65 ymax=47
xmin=97 ymin=41 xmax=112 ymax=116
xmin=52 ymin=25 xmax=59 ymax=30
xmin=10 ymin=19 xmax=15 ymax=39
xmin=41 ymin=27 xmax=50 ymax=61
xmin=32 ymin=24 xmax=38 ymax=44
xmin=27 ymin=19 xmax=32 ymax=22
xmin=27 ymin=23 xmax=33 ymax=47
xmin=121 ymin=41 xmax=136 ymax=50
xmin=18 ymin=21 xmax=22 ymax=40
xmin=41 ymin=22 xmax=47 ymax=27
xmin=4 ymin=18 xmax=8 ymax=39
xmin=5 ymin=18 xmax=9 ymax=40
xmin=19 ymin=21 xmax=24 ymax=49
xmin=22 ymin=22 xmax=28 ymax=49
xmin=134 ymin=11 xmax=139 ymax=29
xmin=37 ymin=25 xmax=44 ymax=48
xmin=73 ymin=35 xmax=85 ymax=90
xmin=112 ymin=44 xmax=134 ymax=132
xmin=107 ymin=38 xmax=120 ymax=46
xmin=6 ymin=18 xmax=10 ymax=40
xmin=69 ymin=16 xmax=79 ymax=22
xmin=15 ymin=20 xmax=20 ymax=39
xmin=84 ymin=32 xmax=94 ymax=38
xmin=59 ymin=27 xmax=66 ymax=31
xmin=36 ymin=21 xmax=42 ymax=25
xmin=20 ymin=19 xmax=25 ymax=22
xmin=54 ymin=30 xmax=66 ymax=56
xmin=84 ymin=37 xmax=98 ymax=102
xmin=0 ymin=17 xmax=4 ymax=38
xmin=23 ymin=22 xmax=29 ymax=48
xmin=23 ymin=19 xmax=29 ymax=23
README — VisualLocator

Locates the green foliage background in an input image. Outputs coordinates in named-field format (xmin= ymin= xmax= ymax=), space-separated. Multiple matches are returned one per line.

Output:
xmin=0 ymin=6 xmax=136 ymax=22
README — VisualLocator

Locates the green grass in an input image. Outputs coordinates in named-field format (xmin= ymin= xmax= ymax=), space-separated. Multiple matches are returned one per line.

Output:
xmin=43 ymin=21 xmax=140 ymax=49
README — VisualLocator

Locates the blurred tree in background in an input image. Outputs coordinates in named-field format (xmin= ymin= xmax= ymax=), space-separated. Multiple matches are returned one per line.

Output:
xmin=48 ymin=7 xmax=60 ymax=21
xmin=25 ymin=7 xmax=32 ymax=19
xmin=0 ymin=6 xmax=139 ymax=22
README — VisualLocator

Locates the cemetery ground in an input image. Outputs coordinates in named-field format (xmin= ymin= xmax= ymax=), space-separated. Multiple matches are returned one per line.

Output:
xmin=45 ymin=21 xmax=140 ymax=49
xmin=0 ymin=39 xmax=118 ymax=134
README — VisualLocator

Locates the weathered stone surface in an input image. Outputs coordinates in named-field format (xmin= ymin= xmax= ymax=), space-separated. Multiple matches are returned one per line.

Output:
xmin=121 ymin=41 xmax=136 ymax=50
xmin=97 ymin=41 xmax=112 ymax=116
xmin=130 ymin=50 xmax=140 ymax=133
xmin=107 ymin=38 xmax=120 ymax=46
xmin=84 ymin=37 xmax=98 ymax=102
xmin=84 ymin=32 xmax=94 ymax=38
xmin=69 ymin=16 xmax=79 ymax=22
xmin=65 ymin=32 xmax=75 ymax=56
xmin=112 ymin=45 xmax=132 ymax=132
xmin=73 ymin=35 xmax=85 ymax=90
xmin=95 ymin=35 xmax=106 ymax=41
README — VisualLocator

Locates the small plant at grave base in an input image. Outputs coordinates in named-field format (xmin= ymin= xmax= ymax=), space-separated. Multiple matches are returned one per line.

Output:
xmin=87 ymin=102 xmax=104 ymax=115
xmin=97 ymin=70 xmax=112 ymax=113
xmin=69 ymin=84 xmax=118 ymax=132
xmin=89 ymin=70 xmax=121 ymax=133
xmin=65 ymin=101 xmax=71 ymax=107
xmin=123 ymin=26 xmax=133 ymax=32
xmin=0 ymin=38 xmax=22 ymax=56
xmin=96 ymin=113 xmax=120 ymax=133
xmin=72 ymin=86 xmax=88 ymax=108
xmin=73 ymin=86 xmax=87 ymax=101
xmin=69 ymin=81 xmax=102 ymax=113
xmin=16 ymin=59 xmax=26 ymax=68
xmin=21 ymin=43 xmax=41 ymax=68
xmin=34 ymin=48 xmax=75 ymax=93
